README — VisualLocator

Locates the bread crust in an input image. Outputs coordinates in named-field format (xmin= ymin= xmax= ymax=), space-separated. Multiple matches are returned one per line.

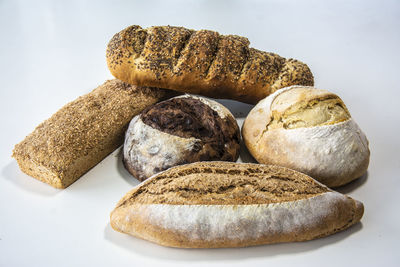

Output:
xmin=123 ymin=95 xmax=240 ymax=181
xmin=242 ymin=86 xmax=370 ymax=187
xmin=12 ymin=79 xmax=174 ymax=188
xmin=110 ymin=161 xmax=364 ymax=248
xmin=106 ymin=25 xmax=314 ymax=104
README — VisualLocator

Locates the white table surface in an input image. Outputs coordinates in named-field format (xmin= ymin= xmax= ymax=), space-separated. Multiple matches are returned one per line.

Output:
xmin=1 ymin=0 xmax=399 ymax=266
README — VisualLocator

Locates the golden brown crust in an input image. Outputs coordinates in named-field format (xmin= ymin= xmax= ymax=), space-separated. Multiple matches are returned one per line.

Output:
xmin=12 ymin=79 xmax=175 ymax=188
xmin=106 ymin=25 xmax=314 ymax=104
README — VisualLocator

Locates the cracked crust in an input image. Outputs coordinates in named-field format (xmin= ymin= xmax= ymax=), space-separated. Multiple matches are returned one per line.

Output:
xmin=110 ymin=161 xmax=364 ymax=248
xmin=242 ymin=86 xmax=370 ymax=187
xmin=106 ymin=25 xmax=314 ymax=104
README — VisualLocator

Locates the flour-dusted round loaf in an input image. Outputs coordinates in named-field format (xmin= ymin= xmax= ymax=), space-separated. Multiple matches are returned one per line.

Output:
xmin=242 ymin=86 xmax=370 ymax=187
xmin=110 ymin=161 xmax=364 ymax=248
xmin=123 ymin=95 xmax=240 ymax=181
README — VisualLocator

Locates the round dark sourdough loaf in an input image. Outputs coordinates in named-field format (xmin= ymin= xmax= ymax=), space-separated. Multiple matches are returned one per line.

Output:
xmin=106 ymin=25 xmax=314 ymax=104
xmin=123 ymin=95 xmax=240 ymax=181
xmin=110 ymin=161 xmax=364 ymax=248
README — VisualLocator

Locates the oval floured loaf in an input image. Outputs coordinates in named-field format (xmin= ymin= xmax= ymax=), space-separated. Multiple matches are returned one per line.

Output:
xmin=110 ymin=161 xmax=364 ymax=248
xmin=242 ymin=85 xmax=370 ymax=187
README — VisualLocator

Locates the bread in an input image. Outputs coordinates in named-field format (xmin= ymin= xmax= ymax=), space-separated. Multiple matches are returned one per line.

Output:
xmin=123 ymin=95 xmax=240 ymax=181
xmin=12 ymin=79 xmax=175 ymax=188
xmin=110 ymin=161 xmax=364 ymax=248
xmin=242 ymin=85 xmax=370 ymax=187
xmin=106 ymin=25 xmax=314 ymax=104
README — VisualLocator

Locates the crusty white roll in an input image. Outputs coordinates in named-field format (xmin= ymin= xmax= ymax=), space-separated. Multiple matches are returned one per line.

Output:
xmin=110 ymin=161 xmax=364 ymax=248
xmin=123 ymin=95 xmax=240 ymax=181
xmin=242 ymin=86 xmax=370 ymax=187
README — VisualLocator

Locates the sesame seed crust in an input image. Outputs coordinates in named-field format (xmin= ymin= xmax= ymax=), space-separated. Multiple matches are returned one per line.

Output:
xmin=106 ymin=25 xmax=314 ymax=104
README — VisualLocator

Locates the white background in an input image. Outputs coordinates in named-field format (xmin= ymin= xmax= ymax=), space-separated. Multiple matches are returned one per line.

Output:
xmin=1 ymin=0 xmax=399 ymax=266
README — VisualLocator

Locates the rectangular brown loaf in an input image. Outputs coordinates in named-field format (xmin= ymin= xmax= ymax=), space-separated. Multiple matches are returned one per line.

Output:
xmin=12 ymin=79 xmax=174 ymax=188
xmin=106 ymin=25 xmax=314 ymax=104
xmin=110 ymin=161 xmax=364 ymax=248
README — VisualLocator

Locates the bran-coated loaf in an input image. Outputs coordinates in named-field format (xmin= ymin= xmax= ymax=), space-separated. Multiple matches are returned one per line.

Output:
xmin=12 ymin=79 xmax=175 ymax=188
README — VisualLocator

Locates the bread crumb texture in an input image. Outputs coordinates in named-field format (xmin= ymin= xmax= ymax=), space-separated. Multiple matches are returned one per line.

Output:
xmin=267 ymin=86 xmax=350 ymax=130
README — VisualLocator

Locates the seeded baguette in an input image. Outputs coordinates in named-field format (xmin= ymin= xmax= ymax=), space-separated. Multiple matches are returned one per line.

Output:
xmin=12 ymin=79 xmax=175 ymax=188
xmin=110 ymin=161 xmax=364 ymax=248
xmin=106 ymin=25 xmax=314 ymax=104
